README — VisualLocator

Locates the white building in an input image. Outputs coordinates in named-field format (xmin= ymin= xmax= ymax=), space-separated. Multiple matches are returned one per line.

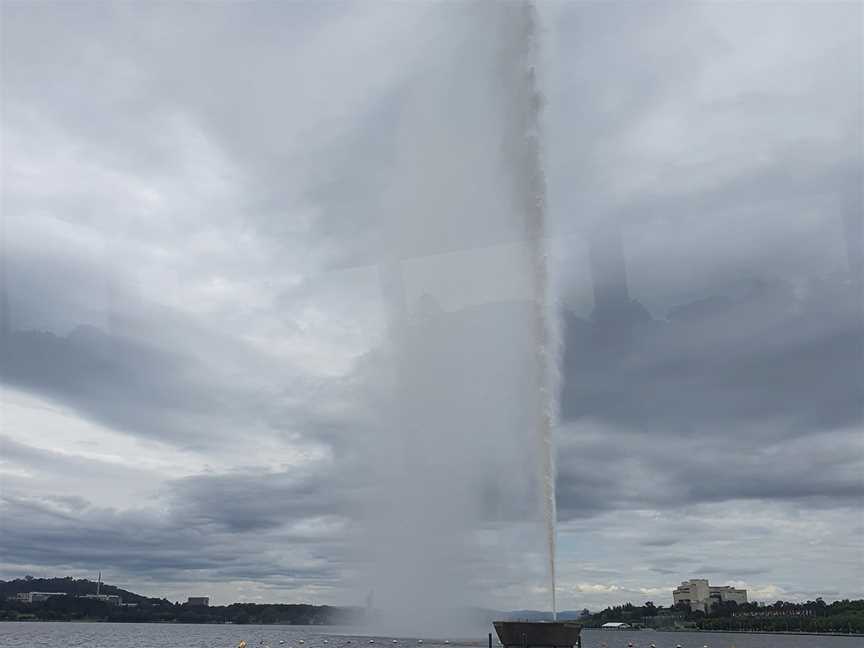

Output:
xmin=14 ymin=592 xmax=67 ymax=603
xmin=673 ymin=579 xmax=747 ymax=612
xmin=600 ymin=622 xmax=630 ymax=630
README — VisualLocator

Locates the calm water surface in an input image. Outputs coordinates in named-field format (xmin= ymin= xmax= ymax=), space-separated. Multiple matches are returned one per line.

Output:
xmin=0 ymin=624 xmax=861 ymax=648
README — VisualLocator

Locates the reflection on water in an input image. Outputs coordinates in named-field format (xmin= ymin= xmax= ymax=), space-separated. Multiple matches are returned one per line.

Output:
xmin=0 ymin=624 xmax=861 ymax=648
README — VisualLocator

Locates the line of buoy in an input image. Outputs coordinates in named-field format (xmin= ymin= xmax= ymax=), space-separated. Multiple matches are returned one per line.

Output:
xmin=243 ymin=637 xmax=533 ymax=648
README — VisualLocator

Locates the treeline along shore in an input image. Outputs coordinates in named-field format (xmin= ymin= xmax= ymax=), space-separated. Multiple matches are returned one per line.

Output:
xmin=0 ymin=577 xmax=363 ymax=625
xmin=2 ymin=577 xmax=863 ymax=634
xmin=582 ymin=599 xmax=864 ymax=634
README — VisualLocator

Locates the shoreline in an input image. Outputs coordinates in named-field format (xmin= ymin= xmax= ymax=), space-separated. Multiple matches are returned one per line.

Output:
xmin=3 ymin=620 xmax=864 ymax=639
xmin=585 ymin=628 xmax=864 ymax=639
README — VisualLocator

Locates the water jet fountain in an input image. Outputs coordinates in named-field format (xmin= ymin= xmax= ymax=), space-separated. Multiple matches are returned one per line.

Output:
xmin=360 ymin=0 xmax=566 ymax=636
xmin=493 ymin=4 xmax=577 ymax=644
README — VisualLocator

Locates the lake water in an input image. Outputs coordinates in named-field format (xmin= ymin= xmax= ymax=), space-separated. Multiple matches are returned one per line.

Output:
xmin=0 ymin=624 xmax=861 ymax=648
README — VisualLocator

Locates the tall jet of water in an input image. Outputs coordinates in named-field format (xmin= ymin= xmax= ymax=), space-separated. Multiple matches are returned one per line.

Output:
xmin=356 ymin=2 xmax=559 ymax=631
xmin=519 ymin=1 xmax=559 ymax=621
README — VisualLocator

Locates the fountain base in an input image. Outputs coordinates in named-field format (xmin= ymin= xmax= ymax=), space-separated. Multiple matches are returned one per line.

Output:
xmin=493 ymin=621 xmax=581 ymax=648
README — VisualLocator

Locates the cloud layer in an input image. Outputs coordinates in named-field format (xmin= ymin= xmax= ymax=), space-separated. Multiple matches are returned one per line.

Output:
xmin=1 ymin=1 xmax=862 ymax=612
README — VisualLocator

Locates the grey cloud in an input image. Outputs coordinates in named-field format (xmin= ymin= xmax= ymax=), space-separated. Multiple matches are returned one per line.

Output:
xmin=545 ymin=3 xmax=863 ymax=536
xmin=0 ymin=437 xmax=160 ymax=504
xmin=1 ymin=0 xmax=862 ymax=610
xmin=639 ymin=538 xmax=678 ymax=548
xmin=0 ymin=487 xmax=347 ymax=588
xmin=555 ymin=423 xmax=863 ymax=522
xmin=166 ymin=468 xmax=354 ymax=533
xmin=695 ymin=566 xmax=770 ymax=578
xmin=559 ymin=276 xmax=863 ymax=435
xmin=1 ymin=322 xmax=278 ymax=448
xmin=1 ymin=241 xmax=362 ymax=452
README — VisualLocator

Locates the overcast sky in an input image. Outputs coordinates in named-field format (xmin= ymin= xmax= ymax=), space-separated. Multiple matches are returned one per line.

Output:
xmin=1 ymin=1 xmax=862 ymax=612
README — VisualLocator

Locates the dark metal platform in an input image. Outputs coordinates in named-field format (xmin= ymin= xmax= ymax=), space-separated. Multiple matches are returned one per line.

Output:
xmin=493 ymin=621 xmax=582 ymax=648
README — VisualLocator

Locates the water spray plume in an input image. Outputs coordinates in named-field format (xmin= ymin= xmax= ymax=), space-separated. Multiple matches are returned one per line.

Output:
xmin=358 ymin=1 xmax=558 ymax=630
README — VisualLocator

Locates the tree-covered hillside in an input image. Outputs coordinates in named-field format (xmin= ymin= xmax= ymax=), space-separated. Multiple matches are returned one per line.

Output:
xmin=0 ymin=577 xmax=363 ymax=625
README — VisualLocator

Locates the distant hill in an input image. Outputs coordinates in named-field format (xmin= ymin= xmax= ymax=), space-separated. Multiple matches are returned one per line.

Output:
xmin=467 ymin=607 xmax=590 ymax=625
xmin=501 ymin=610 xmax=588 ymax=621
xmin=0 ymin=576 xmax=363 ymax=625
xmin=0 ymin=576 xmax=163 ymax=604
